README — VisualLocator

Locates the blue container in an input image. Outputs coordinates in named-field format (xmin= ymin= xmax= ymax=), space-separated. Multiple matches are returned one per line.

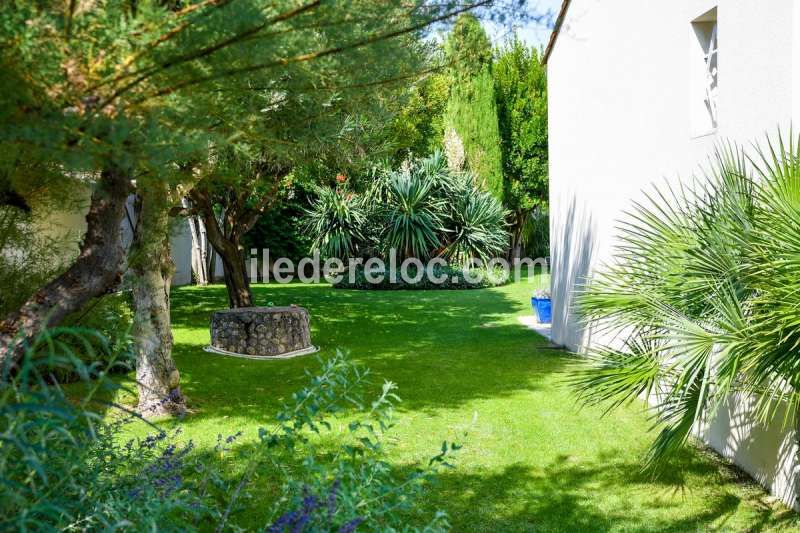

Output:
xmin=531 ymin=297 xmax=552 ymax=324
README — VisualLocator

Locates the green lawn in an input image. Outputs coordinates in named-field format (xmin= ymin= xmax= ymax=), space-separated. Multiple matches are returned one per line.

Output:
xmin=126 ymin=276 xmax=797 ymax=531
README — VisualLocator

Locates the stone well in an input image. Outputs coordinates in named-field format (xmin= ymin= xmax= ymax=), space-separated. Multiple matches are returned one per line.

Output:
xmin=209 ymin=306 xmax=314 ymax=357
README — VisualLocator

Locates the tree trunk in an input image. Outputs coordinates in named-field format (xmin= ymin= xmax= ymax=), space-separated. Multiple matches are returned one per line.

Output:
xmin=218 ymin=236 xmax=253 ymax=308
xmin=130 ymin=185 xmax=186 ymax=416
xmin=182 ymin=197 xmax=209 ymax=285
xmin=189 ymin=189 xmax=254 ymax=308
xmin=0 ymin=167 xmax=130 ymax=371
xmin=508 ymin=211 xmax=525 ymax=260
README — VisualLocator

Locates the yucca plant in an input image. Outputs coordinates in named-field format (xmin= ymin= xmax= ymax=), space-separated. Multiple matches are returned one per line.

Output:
xmin=570 ymin=134 xmax=800 ymax=469
xmin=382 ymin=171 xmax=444 ymax=260
xmin=305 ymin=186 xmax=367 ymax=259
xmin=442 ymin=179 xmax=508 ymax=263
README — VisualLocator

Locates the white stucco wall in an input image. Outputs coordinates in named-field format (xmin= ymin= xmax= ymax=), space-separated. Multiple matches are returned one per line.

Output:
xmin=34 ymin=189 xmax=193 ymax=287
xmin=548 ymin=0 xmax=798 ymax=509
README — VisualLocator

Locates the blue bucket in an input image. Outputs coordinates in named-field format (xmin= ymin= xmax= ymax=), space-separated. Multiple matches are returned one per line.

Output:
xmin=531 ymin=297 xmax=552 ymax=324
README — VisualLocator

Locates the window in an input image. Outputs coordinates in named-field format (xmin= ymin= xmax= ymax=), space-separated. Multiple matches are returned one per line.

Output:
xmin=690 ymin=7 xmax=718 ymax=136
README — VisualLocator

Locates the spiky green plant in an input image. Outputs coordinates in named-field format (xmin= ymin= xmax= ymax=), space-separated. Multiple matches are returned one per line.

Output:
xmin=570 ymin=134 xmax=800 ymax=468
xmin=305 ymin=186 xmax=366 ymax=260
xmin=382 ymin=171 xmax=444 ymax=260
xmin=442 ymin=179 xmax=508 ymax=263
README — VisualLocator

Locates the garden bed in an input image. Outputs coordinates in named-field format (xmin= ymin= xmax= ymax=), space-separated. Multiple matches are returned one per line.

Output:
xmin=332 ymin=264 xmax=510 ymax=290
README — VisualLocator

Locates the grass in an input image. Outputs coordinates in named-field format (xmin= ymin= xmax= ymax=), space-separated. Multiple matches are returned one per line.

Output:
xmin=119 ymin=274 xmax=797 ymax=531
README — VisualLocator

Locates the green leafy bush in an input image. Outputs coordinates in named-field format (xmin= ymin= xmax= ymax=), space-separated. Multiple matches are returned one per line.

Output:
xmin=570 ymin=135 xmax=800 ymax=467
xmin=244 ymin=190 xmax=314 ymax=264
xmin=53 ymin=292 xmax=135 ymax=379
xmin=382 ymin=171 xmax=444 ymax=260
xmin=521 ymin=208 xmax=549 ymax=259
xmin=1 ymin=330 xmax=456 ymax=531
xmin=442 ymin=180 xmax=508 ymax=262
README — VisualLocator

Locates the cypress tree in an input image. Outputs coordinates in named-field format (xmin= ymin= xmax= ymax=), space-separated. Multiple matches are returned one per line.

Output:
xmin=443 ymin=14 xmax=504 ymax=200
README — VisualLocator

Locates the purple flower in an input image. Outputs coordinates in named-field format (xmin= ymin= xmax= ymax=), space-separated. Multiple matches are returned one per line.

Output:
xmin=339 ymin=517 xmax=364 ymax=533
xmin=327 ymin=479 xmax=340 ymax=521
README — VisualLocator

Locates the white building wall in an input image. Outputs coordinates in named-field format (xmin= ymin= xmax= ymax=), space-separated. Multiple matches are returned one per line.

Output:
xmin=548 ymin=0 xmax=797 ymax=509
xmin=35 ymin=191 xmax=193 ymax=287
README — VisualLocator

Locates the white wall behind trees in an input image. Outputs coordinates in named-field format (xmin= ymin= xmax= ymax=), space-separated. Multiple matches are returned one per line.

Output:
xmin=34 ymin=191 xmax=193 ymax=287
xmin=547 ymin=0 xmax=797 ymax=509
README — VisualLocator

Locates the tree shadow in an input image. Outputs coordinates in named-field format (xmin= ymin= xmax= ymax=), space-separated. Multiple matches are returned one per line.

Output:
xmin=161 ymin=280 xmax=798 ymax=531
xmin=550 ymin=195 xmax=596 ymax=352
xmin=179 ymin=435 xmax=799 ymax=532
xmin=427 ymin=447 xmax=798 ymax=532
xmin=168 ymin=279 xmax=559 ymax=424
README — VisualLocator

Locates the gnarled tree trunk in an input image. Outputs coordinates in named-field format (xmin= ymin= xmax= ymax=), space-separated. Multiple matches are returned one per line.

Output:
xmin=130 ymin=185 xmax=186 ymax=416
xmin=186 ymin=159 xmax=288 ymax=309
xmin=189 ymin=189 xmax=256 ymax=308
xmin=0 ymin=167 xmax=130 ymax=371
xmin=219 ymin=236 xmax=253 ymax=308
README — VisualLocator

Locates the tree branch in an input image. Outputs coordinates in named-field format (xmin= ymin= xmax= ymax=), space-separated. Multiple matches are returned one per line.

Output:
xmin=128 ymin=1 xmax=491 ymax=105
xmin=98 ymin=0 xmax=322 ymax=108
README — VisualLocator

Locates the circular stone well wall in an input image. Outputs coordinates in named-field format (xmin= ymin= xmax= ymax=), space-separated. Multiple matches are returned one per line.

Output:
xmin=210 ymin=306 xmax=313 ymax=357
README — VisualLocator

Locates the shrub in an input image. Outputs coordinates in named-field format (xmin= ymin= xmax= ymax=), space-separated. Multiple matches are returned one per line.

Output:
xmin=0 ymin=206 xmax=70 ymax=318
xmin=1 ymin=329 xmax=457 ymax=531
xmin=521 ymin=208 xmax=549 ymax=259
xmin=244 ymin=190 xmax=314 ymax=264
xmin=442 ymin=180 xmax=508 ymax=262
xmin=49 ymin=292 xmax=136 ymax=381
xmin=382 ymin=171 xmax=444 ymax=260
xmin=304 ymin=186 xmax=367 ymax=260
xmin=0 ymin=329 xmax=209 ymax=530
xmin=570 ymin=135 xmax=800 ymax=467
xmin=306 ymin=152 xmax=509 ymax=270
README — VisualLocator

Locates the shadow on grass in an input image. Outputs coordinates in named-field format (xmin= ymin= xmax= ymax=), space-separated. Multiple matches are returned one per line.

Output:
xmin=169 ymin=281 xmax=556 ymax=424
xmin=161 ymin=281 xmax=797 ymax=531
xmin=429 ymin=448 xmax=797 ymax=532
xmin=189 ymin=436 xmax=798 ymax=533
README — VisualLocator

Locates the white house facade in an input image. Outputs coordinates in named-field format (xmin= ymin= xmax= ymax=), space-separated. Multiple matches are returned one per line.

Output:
xmin=546 ymin=0 xmax=799 ymax=509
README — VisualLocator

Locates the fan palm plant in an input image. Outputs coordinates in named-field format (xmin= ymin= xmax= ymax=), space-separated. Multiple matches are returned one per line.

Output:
xmin=570 ymin=134 xmax=800 ymax=469
xmin=305 ymin=186 xmax=366 ymax=260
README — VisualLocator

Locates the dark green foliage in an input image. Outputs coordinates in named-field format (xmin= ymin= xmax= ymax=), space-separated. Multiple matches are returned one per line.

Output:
xmin=443 ymin=14 xmax=504 ymax=199
xmin=442 ymin=179 xmax=509 ymax=262
xmin=1 ymin=330 xmax=455 ymax=530
xmin=493 ymin=36 xmax=548 ymax=214
xmin=49 ymin=292 xmax=136 ymax=382
xmin=0 ymin=206 xmax=68 ymax=318
xmin=306 ymin=152 xmax=508 ymax=268
xmin=0 ymin=329 xmax=211 ymax=530
xmin=332 ymin=264 xmax=509 ymax=290
xmin=382 ymin=171 xmax=444 ymax=260
xmin=521 ymin=208 xmax=550 ymax=258
xmin=390 ymin=72 xmax=450 ymax=162
xmin=243 ymin=192 xmax=314 ymax=264
xmin=570 ymin=134 xmax=800 ymax=468
xmin=304 ymin=186 xmax=368 ymax=260
xmin=443 ymin=14 xmax=493 ymax=80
